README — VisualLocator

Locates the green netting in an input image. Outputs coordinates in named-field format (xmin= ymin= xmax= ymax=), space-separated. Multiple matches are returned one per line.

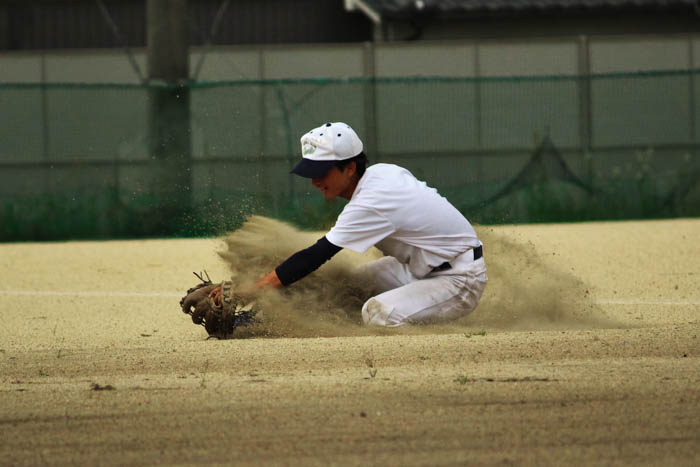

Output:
xmin=0 ymin=70 xmax=698 ymax=241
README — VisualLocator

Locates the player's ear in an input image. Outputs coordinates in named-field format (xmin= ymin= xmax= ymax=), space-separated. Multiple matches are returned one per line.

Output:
xmin=345 ymin=161 xmax=357 ymax=176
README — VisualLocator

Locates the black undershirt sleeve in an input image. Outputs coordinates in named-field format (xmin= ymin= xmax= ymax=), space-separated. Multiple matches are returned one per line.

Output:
xmin=275 ymin=236 xmax=342 ymax=286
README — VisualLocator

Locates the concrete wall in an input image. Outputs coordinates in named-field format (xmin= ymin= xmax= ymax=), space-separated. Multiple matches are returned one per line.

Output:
xmin=1 ymin=34 xmax=696 ymax=82
xmin=0 ymin=34 xmax=697 ymax=202
xmin=588 ymin=36 xmax=694 ymax=147
xmin=1 ymin=35 xmax=698 ymax=236
xmin=1 ymin=34 xmax=697 ymax=161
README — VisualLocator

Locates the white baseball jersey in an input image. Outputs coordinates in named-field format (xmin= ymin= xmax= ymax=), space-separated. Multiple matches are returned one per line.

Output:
xmin=325 ymin=163 xmax=480 ymax=278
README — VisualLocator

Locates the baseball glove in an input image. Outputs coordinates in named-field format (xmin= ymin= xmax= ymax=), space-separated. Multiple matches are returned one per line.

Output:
xmin=180 ymin=271 xmax=258 ymax=339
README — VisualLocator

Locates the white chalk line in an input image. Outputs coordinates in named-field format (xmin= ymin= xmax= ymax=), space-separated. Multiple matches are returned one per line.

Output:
xmin=0 ymin=290 xmax=181 ymax=298
xmin=594 ymin=299 xmax=699 ymax=306
xmin=0 ymin=290 xmax=698 ymax=306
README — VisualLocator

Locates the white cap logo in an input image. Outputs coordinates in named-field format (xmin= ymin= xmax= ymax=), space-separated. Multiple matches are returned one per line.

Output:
xmin=302 ymin=141 xmax=317 ymax=155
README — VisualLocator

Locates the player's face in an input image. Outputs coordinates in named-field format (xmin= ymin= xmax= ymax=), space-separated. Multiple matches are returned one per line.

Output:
xmin=311 ymin=164 xmax=356 ymax=200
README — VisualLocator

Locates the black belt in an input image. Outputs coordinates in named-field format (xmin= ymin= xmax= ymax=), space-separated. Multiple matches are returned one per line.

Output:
xmin=433 ymin=245 xmax=483 ymax=272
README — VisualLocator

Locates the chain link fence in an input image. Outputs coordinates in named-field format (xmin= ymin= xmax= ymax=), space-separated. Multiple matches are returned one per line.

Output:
xmin=1 ymin=70 xmax=698 ymax=240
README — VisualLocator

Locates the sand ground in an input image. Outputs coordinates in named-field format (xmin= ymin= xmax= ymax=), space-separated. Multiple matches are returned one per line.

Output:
xmin=1 ymin=218 xmax=699 ymax=466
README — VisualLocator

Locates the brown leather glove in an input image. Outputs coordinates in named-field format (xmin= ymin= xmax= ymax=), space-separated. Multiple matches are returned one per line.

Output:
xmin=179 ymin=272 xmax=258 ymax=339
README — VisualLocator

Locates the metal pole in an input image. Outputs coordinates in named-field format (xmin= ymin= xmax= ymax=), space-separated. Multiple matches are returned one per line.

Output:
xmin=363 ymin=41 xmax=378 ymax=161
xmin=474 ymin=41 xmax=482 ymax=149
xmin=577 ymin=35 xmax=593 ymax=181
xmin=147 ymin=0 xmax=192 ymax=235
xmin=40 ymin=51 xmax=50 ymax=194
xmin=688 ymin=34 xmax=696 ymax=144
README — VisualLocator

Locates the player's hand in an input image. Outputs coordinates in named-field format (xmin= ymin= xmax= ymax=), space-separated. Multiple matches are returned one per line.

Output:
xmin=208 ymin=286 xmax=223 ymax=306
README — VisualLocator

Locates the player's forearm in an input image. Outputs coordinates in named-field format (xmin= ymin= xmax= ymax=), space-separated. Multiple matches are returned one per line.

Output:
xmin=273 ymin=236 xmax=342 ymax=286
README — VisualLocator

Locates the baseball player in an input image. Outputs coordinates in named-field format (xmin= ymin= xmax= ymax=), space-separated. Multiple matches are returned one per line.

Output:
xmin=213 ymin=122 xmax=487 ymax=327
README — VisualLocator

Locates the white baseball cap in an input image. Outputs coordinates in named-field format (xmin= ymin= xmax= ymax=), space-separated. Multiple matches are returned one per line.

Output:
xmin=290 ymin=122 xmax=364 ymax=178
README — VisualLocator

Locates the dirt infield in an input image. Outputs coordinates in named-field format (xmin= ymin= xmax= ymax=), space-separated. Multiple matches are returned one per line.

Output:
xmin=1 ymin=218 xmax=699 ymax=466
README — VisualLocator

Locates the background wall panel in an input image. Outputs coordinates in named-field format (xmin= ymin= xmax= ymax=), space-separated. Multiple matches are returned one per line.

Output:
xmin=374 ymin=43 xmax=476 ymax=77
xmin=45 ymin=50 xmax=146 ymax=83
xmin=478 ymin=41 xmax=579 ymax=76
xmin=589 ymin=36 xmax=689 ymax=73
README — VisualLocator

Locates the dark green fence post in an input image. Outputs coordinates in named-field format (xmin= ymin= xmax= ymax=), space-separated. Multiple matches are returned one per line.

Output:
xmin=147 ymin=0 xmax=192 ymax=235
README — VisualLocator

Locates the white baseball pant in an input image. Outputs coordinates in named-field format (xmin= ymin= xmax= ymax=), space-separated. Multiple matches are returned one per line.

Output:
xmin=360 ymin=248 xmax=487 ymax=327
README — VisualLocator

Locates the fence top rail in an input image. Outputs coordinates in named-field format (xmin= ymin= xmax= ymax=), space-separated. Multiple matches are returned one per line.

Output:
xmin=0 ymin=68 xmax=697 ymax=89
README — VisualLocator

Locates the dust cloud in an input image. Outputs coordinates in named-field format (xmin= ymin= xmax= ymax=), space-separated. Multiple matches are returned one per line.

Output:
xmin=465 ymin=227 xmax=614 ymax=330
xmin=218 ymin=216 xmax=379 ymax=338
xmin=216 ymin=216 xmax=612 ymax=338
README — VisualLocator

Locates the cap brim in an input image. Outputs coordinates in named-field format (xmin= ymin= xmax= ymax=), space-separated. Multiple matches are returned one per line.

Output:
xmin=290 ymin=158 xmax=337 ymax=178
